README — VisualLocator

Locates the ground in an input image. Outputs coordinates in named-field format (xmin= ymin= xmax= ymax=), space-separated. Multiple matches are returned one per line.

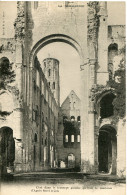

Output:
xmin=1 ymin=172 xmax=126 ymax=195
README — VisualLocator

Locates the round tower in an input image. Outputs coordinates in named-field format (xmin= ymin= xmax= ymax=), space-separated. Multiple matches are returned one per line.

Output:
xmin=43 ymin=58 xmax=60 ymax=105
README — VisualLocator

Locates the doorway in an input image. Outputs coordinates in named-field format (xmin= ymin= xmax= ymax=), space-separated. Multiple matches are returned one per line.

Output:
xmin=0 ymin=127 xmax=15 ymax=174
xmin=68 ymin=153 xmax=75 ymax=168
xmin=98 ymin=127 xmax=117 ymax=174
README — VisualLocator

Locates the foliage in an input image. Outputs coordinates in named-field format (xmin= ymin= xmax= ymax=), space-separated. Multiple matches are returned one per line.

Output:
xmin=90 ymin=84 xmax=114 ymax=101
xmin=107 ymin=63 xmax=126 ymax=119
xmin=90 ymin=45 xmax=126 ymax=122
xmin=0 ymin=57 xmax=15 ymax=90
xmin=0 ymin=57 xmax=16 ymax=117
xmin=108 ymin=44 xmax=126 ymax=120
xmin=0 ymin=111 xmax=12 ymax=117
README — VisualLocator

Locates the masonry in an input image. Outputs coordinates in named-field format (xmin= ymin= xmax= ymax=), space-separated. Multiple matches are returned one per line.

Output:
xmin=0 ymin=1 xmax=126 ymax=178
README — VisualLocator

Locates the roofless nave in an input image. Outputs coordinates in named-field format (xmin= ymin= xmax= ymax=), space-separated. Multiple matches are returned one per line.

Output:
xmin=0 ymin=2 xmax=126 ymax=178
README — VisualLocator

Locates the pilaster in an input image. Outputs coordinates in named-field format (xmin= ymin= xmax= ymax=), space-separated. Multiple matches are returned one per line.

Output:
xmin=14 ymin=139 xmax=23 ymax=172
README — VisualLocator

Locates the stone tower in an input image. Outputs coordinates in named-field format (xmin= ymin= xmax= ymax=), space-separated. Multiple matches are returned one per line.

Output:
xmin=43 ymin=58 xmax=60 ymax=105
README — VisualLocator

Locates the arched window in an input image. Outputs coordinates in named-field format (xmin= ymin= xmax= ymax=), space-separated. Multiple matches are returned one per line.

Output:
xmin=73 ymin=102 xmax=76 ymax=109
xmin=71 ymin=135 xmax=74 ymax=142
xmin=34 ymin=133 xmax=37 ymax=142
xmin=77 ymin=135 xmax=80 ymax=142
xmin=108 ymin=43 xmax=118 ymax=79
xmin=48 ymin=69 xmax=51 ymax=76
xmin=65 ymin=135 xmax=68 ymax=142
xmin=100 ymin=93 xmax=115 ymax=119
xmin=53 ymin=82 xmax=55 ymax=89
xmin=77 ymin=116 xmax=80 ymax=122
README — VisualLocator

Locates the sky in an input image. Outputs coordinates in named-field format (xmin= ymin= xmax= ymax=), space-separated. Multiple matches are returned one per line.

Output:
xmin=37 ymin=42 xmax=81 ymax=104
xmin=107 ymin=2 xmax=125 ymax=25
xmin=0 ymin=1 xmax=125 ymax=104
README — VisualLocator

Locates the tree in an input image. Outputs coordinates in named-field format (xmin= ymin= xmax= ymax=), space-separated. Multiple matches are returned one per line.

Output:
xmin=0 ymin=57 xmax=15 ymax=90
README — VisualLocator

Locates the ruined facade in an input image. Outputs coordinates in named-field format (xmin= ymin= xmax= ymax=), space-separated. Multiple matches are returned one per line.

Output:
xmin=0 ymin=2 xmax=126 ymax=177
xmin=57 ymin=90 xmax=81 ymax=169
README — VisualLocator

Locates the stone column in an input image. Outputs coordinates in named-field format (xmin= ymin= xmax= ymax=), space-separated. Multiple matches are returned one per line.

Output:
xmin=80 ymin=60 xmax=89 ymax=172
xmin=86 ymin=1 xmax=100 ymax=173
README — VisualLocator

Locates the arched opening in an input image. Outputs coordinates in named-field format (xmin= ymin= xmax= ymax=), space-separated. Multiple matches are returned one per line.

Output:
xmin=0 ymin=127 xmax=15 ymax=175
xmin=34 ymin=133 xmax=37 ymax=142
xmin=0 ymin=91 xmax=14 ymax=113
xmin=100 ymin=93 xmax=115 ymax=119
xmin=30 ymin=34 xmax=82 ymax=169
xmin=68 ymin=153 xmax=75 ymax=168
xmin=77 ymin=116 xmax=80 ymax=122
xmin=30 ymin=34 xmax=82 ymax=105
xmin=98 ymin=126 xmax=117 ymax=174
xmin=108 ymin=43 xmax=118 ymax=79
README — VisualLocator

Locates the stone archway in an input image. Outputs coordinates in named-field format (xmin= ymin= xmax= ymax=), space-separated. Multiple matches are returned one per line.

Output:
xmin=0 ymin=127 xmax=15 ymax=175
xmin=100 ymin=93 xmax=115 ymax=119
xmin=98 ymin=126 xmax=117 ymax=174
xmin=28 ymin=34 xmax=83 ymax=110
xmin=30 ymin=34 xmax=83 ymax=67
xmin=28 ymin=34 xmax=83 ymax=170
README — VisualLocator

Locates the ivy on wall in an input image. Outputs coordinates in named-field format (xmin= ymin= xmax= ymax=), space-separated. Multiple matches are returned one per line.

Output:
xmin=90 ymin=45 xmax=126 ymax=123
xmin=107 ymin=60 xmax=126 ymax=119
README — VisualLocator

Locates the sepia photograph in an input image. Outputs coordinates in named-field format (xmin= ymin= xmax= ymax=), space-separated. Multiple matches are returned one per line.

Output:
xmin=0 ymin=1 xmax=126 ymax=195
